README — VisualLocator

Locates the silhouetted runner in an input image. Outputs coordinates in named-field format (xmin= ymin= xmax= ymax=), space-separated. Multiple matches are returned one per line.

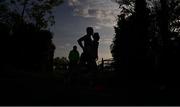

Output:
xmin=78 ymin=27 xmax=94 ymax=69
xmin=77 ymin=27 xmax=101 ymax=87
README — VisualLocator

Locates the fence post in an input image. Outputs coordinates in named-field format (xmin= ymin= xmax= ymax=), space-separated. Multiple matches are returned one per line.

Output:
xmin=101 ymin=58 xmax=104 ymax=72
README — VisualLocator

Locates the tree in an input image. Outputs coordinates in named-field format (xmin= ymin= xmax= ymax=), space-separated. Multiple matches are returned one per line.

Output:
xmin=112 ymin=0 xmax=150 ymax=74
xmin=111 ymin=0 xmax=159 ymax=101
xmin=0 ymin=0 xmax=63 ymax=72
xmin=53 ymin=57 xmax=69 ymax=72
xmin=112 ymin=0 xmax=180 ymax=102
xmin=0 ymin=0 xmax=63 ymax=29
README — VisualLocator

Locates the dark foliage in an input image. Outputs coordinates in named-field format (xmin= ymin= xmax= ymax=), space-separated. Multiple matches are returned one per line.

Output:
xmin=111 ymin=0 xmax=180 ymax=105
xmin=1 ymin=22 xmax=55 ymax=72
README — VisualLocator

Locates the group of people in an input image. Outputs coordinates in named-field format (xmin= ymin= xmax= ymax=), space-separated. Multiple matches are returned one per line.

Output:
xmin=68 ymin=27 xmax=100 ymax=72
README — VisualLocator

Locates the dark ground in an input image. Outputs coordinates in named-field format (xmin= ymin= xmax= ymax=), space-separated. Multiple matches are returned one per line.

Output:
xmin=0 ymin=69 xmax=180 ymax=106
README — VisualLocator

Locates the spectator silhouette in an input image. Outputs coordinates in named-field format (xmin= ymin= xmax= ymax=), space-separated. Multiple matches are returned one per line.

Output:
xmin=92 ymin=32 xmax=100 ymax=65
xmin=68 ymin=45 xmax=80 ymax=86
xmin=78 ymin=27 xmax=94 ymax=70
xmin=68 ymin=45 xmax=80 ymax=71
xmin=90 ymin=32 xmax=100 ymax=87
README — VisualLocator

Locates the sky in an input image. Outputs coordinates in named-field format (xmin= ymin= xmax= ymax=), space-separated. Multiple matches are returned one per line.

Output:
xmin=51 ymin=0 xmax=120 ymax=60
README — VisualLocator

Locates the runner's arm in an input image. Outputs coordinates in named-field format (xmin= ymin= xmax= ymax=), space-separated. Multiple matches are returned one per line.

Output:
xmin=77 ymin=37 xmax=85 ymax=50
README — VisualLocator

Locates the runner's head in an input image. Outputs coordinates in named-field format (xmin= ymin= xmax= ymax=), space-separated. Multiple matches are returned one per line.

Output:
xmin=93 ymin=32 xmax=100 ymax=42
xmin=73 ymin=45 xmax=77 ymax=51
xmin=86 ymin=27 xmax=94 ymax=35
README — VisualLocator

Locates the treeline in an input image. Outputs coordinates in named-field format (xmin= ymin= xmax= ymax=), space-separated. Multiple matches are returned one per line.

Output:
xmin=0 ymin=0 xmax=63 ymax=72
xmin=0 ymin=18 xmax=56 ymax=72
xmin=111 ymin=0 xmax=180 ymax=98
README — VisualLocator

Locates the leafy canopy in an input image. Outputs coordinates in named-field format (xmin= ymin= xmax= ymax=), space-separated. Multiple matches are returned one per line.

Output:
xmin=0 ymin=0 xmax=63 ymax=29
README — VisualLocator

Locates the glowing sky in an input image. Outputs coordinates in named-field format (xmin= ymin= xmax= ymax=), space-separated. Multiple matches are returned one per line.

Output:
xmin=51 ymin=0 xmax=120 ymax=60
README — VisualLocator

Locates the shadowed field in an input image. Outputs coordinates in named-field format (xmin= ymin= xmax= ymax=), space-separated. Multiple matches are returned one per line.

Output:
xmin=1 ymin=68 xmax=180 ymax=106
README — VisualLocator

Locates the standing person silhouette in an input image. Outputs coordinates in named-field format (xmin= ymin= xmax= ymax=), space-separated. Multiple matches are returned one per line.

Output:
xmin=68 ymin=45 xmax=80 ymax=86
xmin=78 ymin=27 xmax=94 ymax=70
xmin=90 ymin=32 xmax=100 ymax=87
xmin=68 ymin=45 xmax=80 ymax=72
xmin=92 ymin=32 xmax=100 ymax=70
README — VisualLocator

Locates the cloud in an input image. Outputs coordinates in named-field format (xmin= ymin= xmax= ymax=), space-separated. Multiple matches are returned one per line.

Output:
xmin=68 ymin=0 xmax=81 ymax=6
xmin=94 ymin=25 xmax=101 ymax=30
xmin=68 ymin=0 xmax=120 ymax=27
xmin=65 ymin=43 xmax=71 ymax=47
